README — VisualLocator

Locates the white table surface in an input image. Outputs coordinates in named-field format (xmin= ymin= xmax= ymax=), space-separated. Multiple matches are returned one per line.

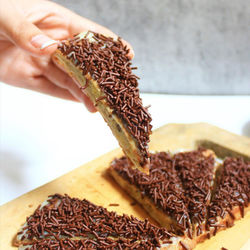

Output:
xmin=0 ymin=83 xmax=250 ymax=205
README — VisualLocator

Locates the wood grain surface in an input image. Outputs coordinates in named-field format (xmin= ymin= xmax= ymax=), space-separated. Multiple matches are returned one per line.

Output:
xmin=0 ymin=123 xmax=249 ymax=249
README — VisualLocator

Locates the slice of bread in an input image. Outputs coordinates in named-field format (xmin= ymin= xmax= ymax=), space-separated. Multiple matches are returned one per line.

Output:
xmin=109 ymin=152 xmax=193 ymax=239
xmin=14 ymin=194 xmax=188 ymax=249
xmin=172 ymin=149 xmax=218 ymax=242
xmin=205 ymin=157 xmax=250 ymax=239
xmin=52 ymin=31 xmax=152 ymax=173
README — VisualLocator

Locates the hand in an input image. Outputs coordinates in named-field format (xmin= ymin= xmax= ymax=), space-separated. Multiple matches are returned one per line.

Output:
xmin=0 ymin=0 xmax=134 ymax=112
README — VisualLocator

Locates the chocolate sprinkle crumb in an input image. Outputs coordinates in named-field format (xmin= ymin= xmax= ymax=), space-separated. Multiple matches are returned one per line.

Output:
xmin=108 ymin=203 xmax=119 ymax=207
xmin=179 ymin=240 xmax=188 ymax=250
xmin=58 ymin=32 xmax=152 ymax=166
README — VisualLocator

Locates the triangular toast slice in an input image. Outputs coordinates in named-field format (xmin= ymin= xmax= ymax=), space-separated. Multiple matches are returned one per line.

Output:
xmin=109 ymin=152 xmax=195 ymax=248
xmin=52 ymin=31 xmax=152 ymax=173
xmin=172 ymin=148 xmax=218 ymax=242
xmin=206 ymin=157 xmax=250 ymax=239
xmin=14 ymin=194 xmax=189 ymax=249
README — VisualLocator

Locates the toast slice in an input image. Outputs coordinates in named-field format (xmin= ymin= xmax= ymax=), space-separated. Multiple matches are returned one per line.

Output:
xmin=52 ymin=31 xmax=152 ymax=173
xmin=173 ymin=148 xmax=218 ymax=242
xmin=206 ymin=157 xmax=250 ymax=239
xmin=109 ymin=152 xmax=193 ymax=238
xmin=14 ymin=194 xmax=189 ymax=249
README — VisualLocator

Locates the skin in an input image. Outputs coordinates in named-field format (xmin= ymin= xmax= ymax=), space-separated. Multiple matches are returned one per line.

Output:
xmin=0 ymin=0 xmax=134 ymax=112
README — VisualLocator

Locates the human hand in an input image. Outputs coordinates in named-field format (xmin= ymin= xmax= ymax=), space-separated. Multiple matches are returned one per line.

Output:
xmin=0 ymin=0 xmax=134 ymax=112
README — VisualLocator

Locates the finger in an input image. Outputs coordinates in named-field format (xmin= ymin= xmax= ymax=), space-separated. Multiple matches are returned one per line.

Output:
xmin=0 ymin=0 xmax=57 ymax=56
xmin=28 ymin=76 xmax=79 ymax=102
xmin=80 ymin=92 xmax=97 ymax=113
xmin=42 ymin=61 xmax=96 ymax=112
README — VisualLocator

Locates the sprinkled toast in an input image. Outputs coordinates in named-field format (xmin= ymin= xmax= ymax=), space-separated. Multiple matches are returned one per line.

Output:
xmin=205 ymin=157 xmax=250 ymax=240
xmin=172 ymin=149 xmax=218 ymax=242
xmin=52 ymin=31 xmax=152 ymax=173
xmin=13 ymin=194 xmax=191 ymax=249
xmin=109 ymin=148 xmax=250 ymax=248
xmin=109 ymin=152 xmax=192 ymax=235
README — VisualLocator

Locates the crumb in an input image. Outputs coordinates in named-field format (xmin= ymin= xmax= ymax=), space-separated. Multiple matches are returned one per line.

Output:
xmin=221 ymin=247 xmax=228 ymax=250
xmin=109 ymin=203 xmax=119 ymax=207
xmin=130 ymin=201 xmax=137 ymax=206
xmin=28 ymin=204 xmax=33 ymax=208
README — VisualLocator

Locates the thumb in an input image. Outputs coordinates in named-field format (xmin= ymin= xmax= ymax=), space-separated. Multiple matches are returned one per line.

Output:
xmin=0 ymin=3 xmax=57 ymax=56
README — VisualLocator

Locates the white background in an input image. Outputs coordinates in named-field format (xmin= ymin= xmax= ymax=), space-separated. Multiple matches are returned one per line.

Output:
xmin=0 ymin=83 xmax=250 ymax=205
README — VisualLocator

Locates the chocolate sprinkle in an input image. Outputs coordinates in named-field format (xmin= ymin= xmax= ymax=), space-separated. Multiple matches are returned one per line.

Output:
xmin=110 ymin=152 xmax=191 ymax=232
xmin=179 ymin=240 xmax=188 ymax=250
xmin=18 ymin=194 xmax=174 ymax=249
xmin=58 ymin=32 xmax=152 ymax=166
xmin=108 ymin=203 xmax=119 ymax=207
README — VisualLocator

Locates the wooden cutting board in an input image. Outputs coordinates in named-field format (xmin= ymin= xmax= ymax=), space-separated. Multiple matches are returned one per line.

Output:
xmin=0 ymin=123 xmax=249 ymax=249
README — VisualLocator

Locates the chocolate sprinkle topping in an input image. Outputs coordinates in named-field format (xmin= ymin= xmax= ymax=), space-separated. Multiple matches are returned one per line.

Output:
xmin=18 ymin=194 xmax=173 ymax=249
xmin=207 ymin=157 xmax=250 ymax=230
xmin=58 ymin=32 xmax=152 ymax=166
xmin=111 ymin=152 xmax=191 ymax=232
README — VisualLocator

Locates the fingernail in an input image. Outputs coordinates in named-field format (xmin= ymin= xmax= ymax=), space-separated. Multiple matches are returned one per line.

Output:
xmin=31 ymin=34 xmax=57 ymax=50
